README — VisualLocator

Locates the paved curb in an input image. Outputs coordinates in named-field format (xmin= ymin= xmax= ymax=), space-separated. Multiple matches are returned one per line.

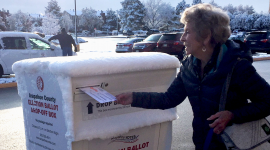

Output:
xmin=253 ymin=57 xmax=270 ymax=61
xmin=0 ymin=82 xmax=17 ymax=88
xmin=0 ymin=56 xmax=270 ymax=89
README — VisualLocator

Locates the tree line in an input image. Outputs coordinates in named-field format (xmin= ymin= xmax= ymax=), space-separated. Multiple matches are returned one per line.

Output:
xmin=0 ymin=0 xmax=269 ymax=35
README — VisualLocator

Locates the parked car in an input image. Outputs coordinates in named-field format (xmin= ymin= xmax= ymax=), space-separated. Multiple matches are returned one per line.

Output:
xmin=156 ymin=33 xmax=185 ymax=60
xmin=244 ymin=31 xmax=270 ymax=54
xmin=81 ymin=30 xmax=90 ymax=36
xmin=132 ymin=34 xmax=162 ymax=52
xmin=0 ymin=32 xmax=70 ymax=77
xmin=112 ymin=30 xmax=118 ymax=35
xmin=229 ymin=31 xmax=246 ymax=42
xmin=147 ymin=29 xmax=160 ymax=35
xmin=115 ymin=38 xmax=144 ymax=53
xmin=123 ymin=30 xmax=134 ymax=36
xmin=170 ymin=28 xmax=184 ymax=33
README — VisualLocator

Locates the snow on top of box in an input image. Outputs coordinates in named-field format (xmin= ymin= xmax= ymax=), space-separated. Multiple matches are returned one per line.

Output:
xmin=12 ymin=52 xmax=180 ymax=77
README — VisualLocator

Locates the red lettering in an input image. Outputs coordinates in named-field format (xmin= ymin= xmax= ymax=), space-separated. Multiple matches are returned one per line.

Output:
xmin=31 ymin=107 xmax=40 ymax=114
xmin=49 ymin=111 xmax=57 ymax=118
xmin=132 ymin=145 xmax=137 ymax=150
xmin=120 ymin=142 xmax=150 ymax=150
xmin=142 ymin=143 xmax=146 ymax=148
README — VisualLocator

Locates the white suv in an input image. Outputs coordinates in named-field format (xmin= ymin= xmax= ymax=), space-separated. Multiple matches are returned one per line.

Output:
xmin=0 ymin=32 xmax=72 ymax=77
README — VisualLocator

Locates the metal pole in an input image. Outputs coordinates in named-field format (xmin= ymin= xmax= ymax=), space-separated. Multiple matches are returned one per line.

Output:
xmin=74 ymin=0 xmax=78 ymax=44
xmin=116 ymin=11 xmax=118 ymax=35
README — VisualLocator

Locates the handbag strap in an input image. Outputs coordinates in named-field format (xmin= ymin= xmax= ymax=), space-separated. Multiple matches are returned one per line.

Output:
xmin=203 ymin=57 xmax=243 ymax=150
xmin=219 ymin=57 xmax=243 ymax=111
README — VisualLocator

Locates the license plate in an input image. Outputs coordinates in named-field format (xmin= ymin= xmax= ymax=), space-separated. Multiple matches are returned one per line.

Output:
xmin=163 ymin=44 xmax=167 ymax=47
xmin=251 ymin=42 xmax=256 ymax=44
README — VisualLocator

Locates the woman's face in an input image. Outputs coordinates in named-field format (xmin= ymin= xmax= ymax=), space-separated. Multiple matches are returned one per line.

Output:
xmin=180 ymin=22 xmax=203 ymax=56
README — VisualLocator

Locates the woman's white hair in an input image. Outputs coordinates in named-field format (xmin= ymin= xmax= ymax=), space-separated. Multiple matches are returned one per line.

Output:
xmin=181 ymin=3 xmax=231 ymax=47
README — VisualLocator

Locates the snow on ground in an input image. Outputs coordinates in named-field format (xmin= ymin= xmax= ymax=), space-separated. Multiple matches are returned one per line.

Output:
xmin=0 ymin=75 xmax=16 ymax=84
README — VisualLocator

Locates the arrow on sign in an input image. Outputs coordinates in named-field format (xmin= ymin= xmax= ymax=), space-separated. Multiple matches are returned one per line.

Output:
xmin=87 ymin=102 xmax=94 ymax=114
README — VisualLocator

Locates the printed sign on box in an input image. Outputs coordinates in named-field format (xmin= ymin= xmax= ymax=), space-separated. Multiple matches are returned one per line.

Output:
xmin=24 ymin=75 xmax=68 ymax=150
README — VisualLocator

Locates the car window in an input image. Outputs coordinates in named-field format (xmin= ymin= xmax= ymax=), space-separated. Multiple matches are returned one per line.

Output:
xmin=159 ymin=34 xmax=176 ymax=41
xmin=247 ymin=32 xmax=267 ymax=40
xmin=137 ymin=39 xmax=143 ymax=42
xmin=29 ymin=38 xmax=51 ymax=50
xmin=144 ymin=34 xmax=162 ymax=42
xmin=2 ymin=37 xmax=27 ymax=49
xmin=122 ymin=39 xmax=136 ymax=43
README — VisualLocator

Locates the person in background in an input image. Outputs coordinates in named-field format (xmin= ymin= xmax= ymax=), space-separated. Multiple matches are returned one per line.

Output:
xmin=115 ymin=3 xmax=270 ymax=150
xmin=48 ymin=28 xmax=77 ymax=56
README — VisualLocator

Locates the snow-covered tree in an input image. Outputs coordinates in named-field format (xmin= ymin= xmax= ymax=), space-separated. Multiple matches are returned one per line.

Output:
xmin=192 ymin=0 xmax=201 ymax=5
xmin=0 ymin=16 xmax=6 ymax=31
xmin=230 ymin=12 xmax=254 ymax=30
xmin=243 ymin=5 xmax=255 ymax=15
xmin=42 ymin=13 xmax=61 ymax=35
xmin=6 ymin=10 xmax=32 ymax=31
xmin=175 ymin=0 xmax=190 ymax=15
xmin=237 ymin=5 xmax=245 ymax=14
xmin=144 ymin=0 xmax=178 ymax=29
xmin=223 ymin=4 xmax=237 ymax=14
xmin=158 ymin=2 xmax=179 ymax=28
xmin=45 ymin=0 xmax=61 ymax=18
xmin=102 ymin=9 xmax=118 ymax=31
xmin=31 ymin=17 xmax=43 ymax=33
xmin=254 ymin=13 xmax=270 ymax=30
xmin=79 ymin=7 xmax=103 ymax=33
xmin=209 ymin=0 xmax=221 ymax=8
xmin=59 ymin=13 xmax=73 ymax=32
xmin=119 ymin=0 xmax=146 ymax=31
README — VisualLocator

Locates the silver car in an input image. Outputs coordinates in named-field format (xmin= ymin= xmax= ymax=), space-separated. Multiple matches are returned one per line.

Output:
xmin=115 ymin=38 xmax=144 ymax=53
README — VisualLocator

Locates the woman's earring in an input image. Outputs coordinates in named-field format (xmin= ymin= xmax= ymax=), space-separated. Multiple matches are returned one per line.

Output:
xmin=202 ymin=46 xmax=206 ymax=52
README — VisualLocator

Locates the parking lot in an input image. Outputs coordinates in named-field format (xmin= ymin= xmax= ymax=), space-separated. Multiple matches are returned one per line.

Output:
xmin=1 ymin=36 xmax=270 ymax=150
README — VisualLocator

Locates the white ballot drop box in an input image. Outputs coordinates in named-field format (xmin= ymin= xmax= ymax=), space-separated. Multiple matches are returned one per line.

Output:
xmin=12 ymin=52 xmax=180 ymax=150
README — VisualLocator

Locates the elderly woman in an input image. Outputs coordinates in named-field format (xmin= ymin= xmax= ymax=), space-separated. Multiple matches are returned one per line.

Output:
xmin=115 ymin=3 xmax=270 ymax=150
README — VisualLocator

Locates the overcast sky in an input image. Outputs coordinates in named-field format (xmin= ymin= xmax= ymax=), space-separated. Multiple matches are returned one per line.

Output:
xmin=2 ymin=0 xmax=269 ymax=14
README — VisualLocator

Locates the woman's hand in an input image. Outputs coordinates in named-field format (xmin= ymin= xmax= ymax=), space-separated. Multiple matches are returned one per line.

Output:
xmin=115 ymin=92 xmax=133 ymax=105
xmin=207 ymin=111 xmax=234 ymax=134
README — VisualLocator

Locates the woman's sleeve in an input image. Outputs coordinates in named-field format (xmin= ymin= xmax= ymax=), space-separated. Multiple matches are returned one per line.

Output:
xmin=230 ymin=60 xmax=270 ymax=123
xmin=131 ymin=71 xmax=187 ymax=109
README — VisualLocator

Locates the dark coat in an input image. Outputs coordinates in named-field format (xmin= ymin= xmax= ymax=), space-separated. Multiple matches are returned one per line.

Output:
xmin=131 ymin=40 xmax=270 ymax=150
xmin=48 ymin=33 xmax=76 ymax=49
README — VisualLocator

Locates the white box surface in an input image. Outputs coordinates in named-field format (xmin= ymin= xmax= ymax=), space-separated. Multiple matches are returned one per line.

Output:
xmin=13 ymin=52 xmax=180 ymax=150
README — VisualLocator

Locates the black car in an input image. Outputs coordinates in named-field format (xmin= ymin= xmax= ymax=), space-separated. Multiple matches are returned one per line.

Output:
xmin=156 ymin=33 xmax=185 ymax=60
xmin=244 ymin=31 xmax=270 ymax=54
